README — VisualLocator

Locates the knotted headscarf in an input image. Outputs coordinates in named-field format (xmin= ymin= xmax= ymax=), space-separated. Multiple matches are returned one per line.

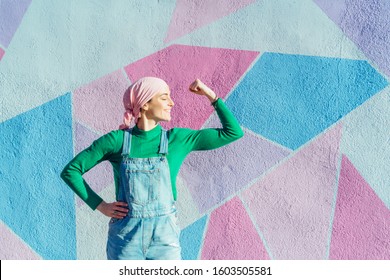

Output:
xmin=119 ymin=77 xmax=170 ymax=129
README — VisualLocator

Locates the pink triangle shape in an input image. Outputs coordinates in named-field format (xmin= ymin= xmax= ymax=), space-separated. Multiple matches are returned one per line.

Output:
xmin=329 ymin=155 xmax=390 ymax=259
xmin=201 ymin=197 xmax=270 ymax=260
xmin=0 ymin=222 xmax=41 ymax=259
xmin=241 ymin=124 xmax=343 ymax=259
xmin=165 ymin=0 xmax=256 ymax=43
xmin=124 ymin=44 xmax=259 ymax=130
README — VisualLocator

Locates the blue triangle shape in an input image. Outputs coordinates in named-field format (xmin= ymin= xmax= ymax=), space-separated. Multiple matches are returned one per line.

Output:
xmin=0 ymin=93 xmax=77 ymax=259
xmin=226 ymin=53 xmax=388 ymax=150
xmin=180 ymin=216 xmax=208 ymax=260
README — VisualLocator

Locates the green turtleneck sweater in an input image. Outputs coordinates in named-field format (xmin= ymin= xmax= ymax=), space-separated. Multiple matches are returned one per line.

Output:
xmin=61 ymin=99 xmax=244 ymax=210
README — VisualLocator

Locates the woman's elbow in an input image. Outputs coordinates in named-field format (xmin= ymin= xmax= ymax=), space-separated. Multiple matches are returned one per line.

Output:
xmin=227 ymin=128 xmax=244 ymax=143
xmin=231 ymin=127 xmax=244 ymax=141
xmin=60 ymin=167 xmax=69 ymax=182
xmin=236 ymin=128 xmax=245 ymax=139
xmin=60 ymin=163 xmax=73 ymax=183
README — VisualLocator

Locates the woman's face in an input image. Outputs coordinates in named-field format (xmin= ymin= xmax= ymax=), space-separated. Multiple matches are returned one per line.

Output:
xmin=143 ymin=89 xmax=174 ymax=122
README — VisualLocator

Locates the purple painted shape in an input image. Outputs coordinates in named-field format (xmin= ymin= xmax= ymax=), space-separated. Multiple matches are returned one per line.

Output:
xmin=180 ymin=115 xmax=290 ymax=213
xmin=0 ymin=47 xmax=4 ymax=61
xmin=201 ymin=197 xmax=270 ymax=260
xmin=315 ymin=0 xmax=390 ymax=77
xmin=73 ymin=69 xmax=130 ymax=134
xmin=241 ymin=124 xmax=342 ymax=259
xmin=124 ymin=44 xmax=259 ymax=130
xmin=0 ymin=0 xmax=32 ymax=47
xmin=165 ymin=0 xmax=256 ymax=43
xmin=74 ymin=122 xmax=114 ymax=207
xmin=329 ymin=155 xmax=390 ymax=260
xmin=0 ymin=222 xmax=41 ymax=259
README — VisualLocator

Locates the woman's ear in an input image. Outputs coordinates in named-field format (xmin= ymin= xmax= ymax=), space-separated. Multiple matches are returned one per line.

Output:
xmin=142 ymin=103 xmax=149 ymax=111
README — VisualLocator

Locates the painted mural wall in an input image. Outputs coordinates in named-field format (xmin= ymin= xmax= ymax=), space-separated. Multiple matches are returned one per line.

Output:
xmin=1 ymin=0 xmax=389 ymax=260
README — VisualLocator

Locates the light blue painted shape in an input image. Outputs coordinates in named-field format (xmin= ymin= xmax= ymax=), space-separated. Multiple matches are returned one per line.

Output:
xmin=225 ymin=53 xmax=388 ymax=150
xmin=180 ymin=216 xmax=208 ymax=260
xmin=0 ymin=0 xmax=176 ymax=122
xmin=0 ymin=93 xmax=76 ymax=259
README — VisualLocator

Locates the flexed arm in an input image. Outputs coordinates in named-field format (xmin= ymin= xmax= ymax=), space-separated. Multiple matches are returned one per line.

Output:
xmin=180 ymin=79 xmax=244 ymax=151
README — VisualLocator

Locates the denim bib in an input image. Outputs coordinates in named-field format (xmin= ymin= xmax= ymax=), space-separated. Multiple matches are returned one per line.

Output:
xmin=106 ymin=127 xmax=181 ymax=260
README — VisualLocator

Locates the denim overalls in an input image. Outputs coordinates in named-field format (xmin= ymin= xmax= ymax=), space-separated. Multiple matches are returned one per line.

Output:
xmin=106 ymin=128 xmax=181 ymax=260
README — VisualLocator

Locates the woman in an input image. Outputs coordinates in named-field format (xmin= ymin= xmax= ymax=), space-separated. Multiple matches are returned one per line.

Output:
xmin=61 ymin=77 xmax=244 ymax=260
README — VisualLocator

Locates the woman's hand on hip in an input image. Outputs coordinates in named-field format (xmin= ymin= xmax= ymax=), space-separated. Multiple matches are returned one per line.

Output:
xmin=189 ymin=79 xmax=217 ymax=103
xmin=96 ymin=201 xmax=128 ymax=218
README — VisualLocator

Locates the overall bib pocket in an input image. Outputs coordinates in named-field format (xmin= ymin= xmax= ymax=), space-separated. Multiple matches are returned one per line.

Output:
xmin=126 ymin=168 xmax=160 ymax=206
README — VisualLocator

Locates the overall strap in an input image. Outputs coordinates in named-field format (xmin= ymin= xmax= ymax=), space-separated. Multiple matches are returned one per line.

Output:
xmin=121 ymin=128 xmax=132 ymax=156
xmin=159 ymin=129 xmax=169 ymax=155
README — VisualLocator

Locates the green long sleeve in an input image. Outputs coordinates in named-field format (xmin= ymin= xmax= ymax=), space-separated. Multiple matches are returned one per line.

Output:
xmin=60 ymin=98 xmax=244 ymax=209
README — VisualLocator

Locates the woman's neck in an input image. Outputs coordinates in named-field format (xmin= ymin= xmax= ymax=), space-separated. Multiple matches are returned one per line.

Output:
xmin=136 ymin=117 xmax=158 ymax=131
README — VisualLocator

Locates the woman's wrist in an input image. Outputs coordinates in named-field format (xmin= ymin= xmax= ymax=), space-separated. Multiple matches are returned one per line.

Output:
xmin=205 ymin=90 xmax=218 ymax=103
xmin=211 ymin=95 xmax=219 ymax=105
xmin=96 ymin=200 xmax=107 ymax=212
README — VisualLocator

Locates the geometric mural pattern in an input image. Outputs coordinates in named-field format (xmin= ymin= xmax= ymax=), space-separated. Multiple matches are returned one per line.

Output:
xmin=73 ymin=122 xmax=114 ymax=207
xmin=0 ymin=47 xmax=4 ymax=61
xmin=225 ymin=53 xmax=388 ymax=150
xmin=0 ymin=94 xmax=76 ymax=259
xmin=201 ymin=197 xmax=270 ymax=260
xmin=241 ymin=123 xmax=342 ymax=259
xmin=0 ymin=221 xmax=41 ymax=260
xmin=180 ymin=120 xmax=291 ymax=214
xmin=164 ymin=0 xmax=256 ymax=43
xmin=1 ymin=1 xmax=389 ymax=259
xmin=0 ymin=0 xmax=32 ymax=48
xmin=315 ymin=0 xmax=390 ymax=78
xmin=0 ymin=0 xmax=32 ymax=64
xmin=124 ymin=44 xmax=260 ymax=130
xmin=340 ymin=88 xmax=390 ymax=209
xmin=329 ymin=155 xmax=390 ymax=259
xmin=179 ymin=215 xmax=208 ymax=260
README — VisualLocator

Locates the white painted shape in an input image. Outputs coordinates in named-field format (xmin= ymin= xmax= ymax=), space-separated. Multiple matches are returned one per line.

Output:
xmin=76 ymin=183 xmax=116 ymax=260
xmin=175 ymin=175 xmax=203 ymax=229
xmin=340 ymin=87 xmax=390 ymax=209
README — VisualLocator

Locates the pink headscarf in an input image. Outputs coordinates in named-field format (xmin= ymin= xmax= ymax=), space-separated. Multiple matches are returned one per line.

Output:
xmin=119 ymin=77 xmax=170 ymax=129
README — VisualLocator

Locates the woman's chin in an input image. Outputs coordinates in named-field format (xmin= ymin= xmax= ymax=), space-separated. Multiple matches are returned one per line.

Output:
xmin=158 ymin=117 xmax=171 ymax=122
